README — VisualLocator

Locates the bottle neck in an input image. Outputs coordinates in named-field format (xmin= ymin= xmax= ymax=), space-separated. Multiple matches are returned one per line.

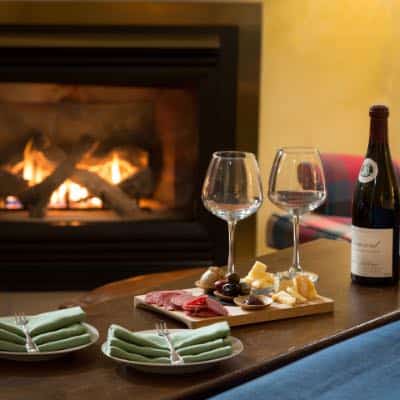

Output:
xmin=368 ymin=117 xmax=388 ymax=146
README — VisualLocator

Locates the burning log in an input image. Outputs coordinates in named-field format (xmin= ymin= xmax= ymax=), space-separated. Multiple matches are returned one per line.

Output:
xmin=31 ymin=132 xmax=154 ymax=205
xmin=119 ymin=167 xmax=155 ymax=199
xmin=18 ymin=135 xmax=97 ymax=217
xmin=72 ymin=169 xmax=140 ymax=217
xmin=31 ymin=131 xmax=66 ymax=164
xmin=0 ymin=170 xmax=28 ymax=196
xmin=29 ymin=133 xmax=141 ymax=216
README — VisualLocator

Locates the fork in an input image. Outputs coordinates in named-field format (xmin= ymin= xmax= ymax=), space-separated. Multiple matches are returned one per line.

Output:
xmin=15 ymin=313 xmax=39 ymax=353
xmin=155 ymin=321 xmax=184 ymax=365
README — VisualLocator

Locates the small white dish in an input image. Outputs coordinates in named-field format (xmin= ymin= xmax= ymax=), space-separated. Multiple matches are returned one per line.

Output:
xmin=102 ymin=329 xmax=243 ymax=374
xmin=0 ymin=322 xmax=99 ymax=362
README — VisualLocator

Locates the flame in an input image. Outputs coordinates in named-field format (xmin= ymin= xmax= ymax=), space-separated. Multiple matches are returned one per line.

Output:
xmin=22 ymin=139 xmax=35 ymax=184
xmin=5 ymin=138 xmax=144 ymax=211
xmin=68 ymin=181 xmax=88 ymax=202
xmin=111 ymin=152 xmax=122 ymax=184
xmin=49 ymin=180 xmax=103 ymax=209
xmin=87 ymin=152 xmax=137 ymax=185
xmin=50 ymin=182 xmax=68 ymax=208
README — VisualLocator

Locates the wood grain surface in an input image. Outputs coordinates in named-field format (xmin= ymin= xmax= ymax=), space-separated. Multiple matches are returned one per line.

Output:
xmin=2 ymin=239 xmax=400 ymax=400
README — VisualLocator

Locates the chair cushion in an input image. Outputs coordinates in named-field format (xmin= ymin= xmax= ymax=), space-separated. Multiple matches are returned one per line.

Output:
xmin=317 ymin=153 xmax=363 ymax=217
xmin=267 ymin=153 xmax=400 ymax=249
xmin=317 ymin=153 xmax=400 ymax=217
xmin=267 ymin=213 xmax=351 ymax=249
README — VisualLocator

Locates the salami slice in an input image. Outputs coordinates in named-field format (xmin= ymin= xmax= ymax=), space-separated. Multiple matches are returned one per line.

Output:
xmin=144 ymin=290 xmax=187 ymax=307
xmin=170 ymin=294 xmax=197 ymax=309
xmin=187 ymin=310 xmax=219 ymax=318
xmin=182 ymin=295 xmax=208 ymax=310
xmin=206 ymin=297 xmax=228 ymax=316
xmin=145 ymin=291 xmax=228 ymax=318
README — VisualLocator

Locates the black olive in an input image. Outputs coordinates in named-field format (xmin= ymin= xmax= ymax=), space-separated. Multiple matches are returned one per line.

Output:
xmin=245 ymin=294 xmax=264 ymax=306
xmin=214 ymin=279 xmax=228 ymax=292
xmin=222 ymin=282 xmax=240 ymax=297
xmin=239 ymin=281 xmax=251 ymax=295
xmin=226 ymin=272 xmax=240 ymax=284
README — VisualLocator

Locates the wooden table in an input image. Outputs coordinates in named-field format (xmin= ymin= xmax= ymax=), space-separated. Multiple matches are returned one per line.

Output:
xmin=2 ymin=239 xmax=400 ymax=400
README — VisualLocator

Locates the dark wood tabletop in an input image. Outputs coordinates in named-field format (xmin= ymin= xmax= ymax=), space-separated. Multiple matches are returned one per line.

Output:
xmin=2 ymin=239 xmax=400 ymax=400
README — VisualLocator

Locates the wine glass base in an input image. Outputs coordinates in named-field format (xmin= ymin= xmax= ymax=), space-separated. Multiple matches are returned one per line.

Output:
xmin=277 ymin=270 xmax=319 ymax=283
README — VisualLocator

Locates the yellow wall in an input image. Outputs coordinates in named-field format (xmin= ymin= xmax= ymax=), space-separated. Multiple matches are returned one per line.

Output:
xmin=257 ymin=0 xmax=400 ymax=254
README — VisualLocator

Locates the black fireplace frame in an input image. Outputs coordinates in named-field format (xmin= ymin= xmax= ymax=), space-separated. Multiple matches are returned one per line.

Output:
xmin=0 ymin=25 xmax=238 ymax=289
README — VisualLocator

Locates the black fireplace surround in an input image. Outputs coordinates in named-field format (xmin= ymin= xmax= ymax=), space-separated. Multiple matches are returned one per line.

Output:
xmin=0 ymin=26 xmax=238 ymax=289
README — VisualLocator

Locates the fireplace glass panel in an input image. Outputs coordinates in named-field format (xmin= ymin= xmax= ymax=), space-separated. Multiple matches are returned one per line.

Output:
xmin=0 ymin=83 xmax=198 ymax=222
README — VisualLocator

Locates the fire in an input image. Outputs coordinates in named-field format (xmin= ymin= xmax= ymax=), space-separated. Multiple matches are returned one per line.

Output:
xmin=21 ymin=138 xmax=50 ymax=186
xmin=5 ymin=139 xmax=140 ymax=211
xmin=111 ymin=152 xmax=122 ymax=184
xmin=22 ymin=139 xmax=35 ymax=183
xmin=87 ymin=151 xmax=137 ymax=185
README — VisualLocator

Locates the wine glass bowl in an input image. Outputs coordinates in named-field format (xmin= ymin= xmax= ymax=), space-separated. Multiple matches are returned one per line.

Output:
xmin=268 ymin=147 xmax=326 ymax=281
xmin=202 ymin=151 xmax=263 ymax=275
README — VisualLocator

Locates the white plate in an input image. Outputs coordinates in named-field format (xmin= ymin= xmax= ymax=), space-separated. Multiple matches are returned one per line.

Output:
xmin=0 ymin=322 xmax=99 ymax=361
xmin=102 ymin=329 xmax=243 ymax=374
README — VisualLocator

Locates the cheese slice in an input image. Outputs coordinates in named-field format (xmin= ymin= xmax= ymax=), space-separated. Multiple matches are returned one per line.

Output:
xmin=247 ymin=261 xmax=268 ymax=279
xmin=286 ymin=286 xmax=307 ymax=304
xmin=271 ymin=290 xmax=296 ymax=306
xmin=244 ymin=261 xmax=274 ymax=289
xmin=293 ymin=275 xmax=318 ymax=300
xmin=277 ymin=278 xmax=294 ymax=292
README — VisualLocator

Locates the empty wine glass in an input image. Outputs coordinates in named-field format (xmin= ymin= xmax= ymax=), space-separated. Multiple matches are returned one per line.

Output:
xmin=202 ymin=151 xmax=263 ymax=275
xmin=268 ymin=147 xmax=326 ymax=282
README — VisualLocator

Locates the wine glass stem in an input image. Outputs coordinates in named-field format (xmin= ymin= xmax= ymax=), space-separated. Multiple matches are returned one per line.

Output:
xmin=227 ymin=220 xmax=236 ymax=274
xmin=291 ymin=213 xmax=302 ymax=274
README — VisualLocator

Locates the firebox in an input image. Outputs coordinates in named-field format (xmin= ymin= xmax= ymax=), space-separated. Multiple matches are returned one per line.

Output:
xmin=0 ymin=25 xmax=238 ymax=289
xmin=0 ymin=83 xmax=197 ymax=221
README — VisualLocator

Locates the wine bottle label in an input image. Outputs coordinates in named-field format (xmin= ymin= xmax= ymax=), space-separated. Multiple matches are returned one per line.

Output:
xmin=358 ymin=158 xmax=378 ymax=183
xmin=351 ymin=226 xmax=393 ymax=277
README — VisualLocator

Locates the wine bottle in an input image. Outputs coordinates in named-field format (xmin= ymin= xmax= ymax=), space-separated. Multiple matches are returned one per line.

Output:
xmin=351 ymin=105 xmax=400 ymax=285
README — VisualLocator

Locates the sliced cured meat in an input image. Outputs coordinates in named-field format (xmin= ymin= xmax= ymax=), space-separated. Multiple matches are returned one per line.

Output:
xmin=170 ymin=294 xmax=197 ymax=309
xmin=183 ymin=295 xmax=228 ymax=317
xmin=187 ymin=310 xmax=220 ymax=318
xmin=206 ymin=297 xmax=228 ymax=316
xmin=182 ymin=295 xmax=208 ymax=311
xmin=144 ymin=290 xmax=187 ymax=307
xmin=144 ymin=291 xmax=228 ymax=318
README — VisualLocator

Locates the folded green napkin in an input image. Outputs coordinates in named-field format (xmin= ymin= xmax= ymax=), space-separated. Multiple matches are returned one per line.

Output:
xmin=108 ymin=344 xmax=232 ymax=364
xmin=0 ymin=307 xmax=91 ymax=353
xmin=0 ymin=333 xmax=91 ymax=353
xmin=0 ymin=307 xmax=86 ymax=337
xmin=106 ymin=321 xmax=233 ymax=364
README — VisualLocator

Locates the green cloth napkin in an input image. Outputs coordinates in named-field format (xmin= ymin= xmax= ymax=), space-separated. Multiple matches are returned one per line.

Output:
xmin=109 ymin=321 xmax=230 ymax=349
xmin=0 ymin=333 xmax=91 ymax=353
xmin=108 ymin=336 xmax=231 ymax=358
xmin=108 ymin=344 xmax=232 ymax=364
xmin=106 ymin=321 xmax=233 ymax=364
xmin=0 ymin=307 xmax=91 ymax=353
xmin=0 ymin=307 xmax=86 ymax=337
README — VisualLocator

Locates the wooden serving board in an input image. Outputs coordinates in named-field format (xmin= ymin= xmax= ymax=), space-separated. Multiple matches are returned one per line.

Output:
xmin=134 ymin=288 xmax=334 ymax=329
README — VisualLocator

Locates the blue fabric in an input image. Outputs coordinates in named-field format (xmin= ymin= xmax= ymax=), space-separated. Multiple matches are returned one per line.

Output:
xmin=210 ymin=320 xmax=400 ymax=400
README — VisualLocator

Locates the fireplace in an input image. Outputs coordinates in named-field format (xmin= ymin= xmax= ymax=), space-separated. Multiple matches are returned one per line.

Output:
xmin=0 ymin=83 xmax=198 ymax=221
xmin=0 ymin=25 xmax=240 ymax=289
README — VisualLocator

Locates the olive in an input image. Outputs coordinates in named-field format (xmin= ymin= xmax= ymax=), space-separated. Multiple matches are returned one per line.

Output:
xmin=214 ymin=279 xmax=228 ymax=292
xmin=226 ymin=272 xmax=240 ymax=284
xmin=222 ymin=282 xmax=241 ymax=297
xmin=245 ymin=294 xmax=264 ymax=306
xmin=239 ymin=281 xmax=251 ymax=295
